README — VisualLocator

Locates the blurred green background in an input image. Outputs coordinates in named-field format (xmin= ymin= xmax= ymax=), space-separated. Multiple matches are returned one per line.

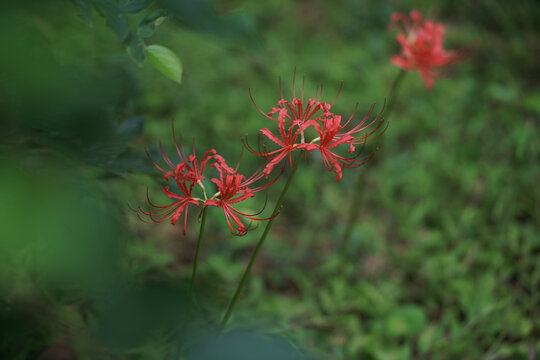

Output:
xmin=0 ymin=0 xmax=538 ymax=359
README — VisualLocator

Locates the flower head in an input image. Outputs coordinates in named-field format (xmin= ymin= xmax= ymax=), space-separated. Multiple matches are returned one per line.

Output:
xmin=146 ymin=125 xmax=231 ymax=185
xmin=136 ymin=125 xmax=276 ymax=236
xmin=137 ymin=139 xmax=206 ymax=235
xmin=307 ymin=102 xmax=386 ymax=181
xmin=389 ymin=10 xmax=459 ymax=90
xmin=204 ymin=160 xmax=278 ymax=236
xmin=245 ymin=76 xmax=335 ymax=177
xmin=245 ymin=73 xmax=386 ymax=181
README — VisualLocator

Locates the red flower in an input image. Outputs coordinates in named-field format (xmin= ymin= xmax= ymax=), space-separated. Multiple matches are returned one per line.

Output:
xmin=146 ymin=125 xmax=231 ymax=186
xmin=137 ymin=185 xmax=200 ymax=235
xmin=204 ymin=160 xmax=279 ymax=236
xmin=307 ymin=102 xmax=386 ymax=181
xmin=137 ymin=126 xmax=277 ymax=236
xmin=244 ymin=104 xmax=303 ymax=177
xmin=137 ymin=136 xmax=209 ymax=234
xmin=137 ymin=126 xmax=229 ymax=235
xmin=246 ymin=74 xmax=386 ymax=181
xmin=390 ymin=10 xmax=459 ymax=90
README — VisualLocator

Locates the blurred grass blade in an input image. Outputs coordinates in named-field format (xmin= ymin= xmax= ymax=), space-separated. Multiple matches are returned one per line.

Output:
xmin=145 ymin=44 xmax=182 ymax=84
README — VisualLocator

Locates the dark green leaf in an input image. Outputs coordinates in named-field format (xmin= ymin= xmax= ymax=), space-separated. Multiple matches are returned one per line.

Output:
xmin=137 ymin=9 xmax=168 ymax=38
xmin=125 ymin=32 xmax=146 ymax=63
xmin=96 ymin=151 xmax=155 ymax=177
xmin=93 ymin=0 xmax=130 ymax=41
xmin=145 ymin=44 xmax=182 ymax=84
xmin=95 ymin=281 xmax=190 ymax=348
xmin=32 ymin=115 xmax=146 ymax=176
xmin=74 ymin=0 xmax=93 ymax=21
xmin=117 ymin=116 xmax=145 ymax=143
xmin=156 ymin=0 xmax=257 ymax=45
xmin=188 ymin=330 xmax=309 ymax=360
xmin=118 ymin=0 xmax=153 ymax=14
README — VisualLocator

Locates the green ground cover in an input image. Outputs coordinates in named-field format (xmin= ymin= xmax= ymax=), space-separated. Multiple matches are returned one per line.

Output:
xmin=1 ymin=0 xmax=538 ymax=359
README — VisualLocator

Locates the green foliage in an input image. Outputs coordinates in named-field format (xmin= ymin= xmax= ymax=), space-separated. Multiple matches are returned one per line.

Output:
xmin=146 ymin=44 xmax=183 ymax=84
xmin=118 ymin=0 xmax=154 ymax=14
xmin=73 ymin=0 xmax=180 ymax=80
xmin=138 ymin=9 xmax=168 ymax=38
xmin=126 ymin=31 xmax=147 ymax=63
xmin=1 ymin=0 xmax=539 ymax=359
xmin=72 ymin=0 xmax=257 ymax=82
xmin=156 ymin=0 xmax=256 ymax=44
xmin=93 ymin=0 xmax=130 ymax=41
xmin=187 ymin=330 xmax=309 ymax=360
xmin=383 ymin=306 xmax=427 ymax=337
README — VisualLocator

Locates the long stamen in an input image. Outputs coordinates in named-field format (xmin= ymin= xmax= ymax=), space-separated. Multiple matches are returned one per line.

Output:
xmin=331 ymin=81 xmax=344 ymax=108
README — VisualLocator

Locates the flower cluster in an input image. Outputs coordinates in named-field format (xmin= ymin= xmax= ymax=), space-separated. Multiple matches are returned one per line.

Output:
xmin=137 ymin=128 xmax=277 ymax=236
xmin=245 ymin=76 xmax=386 ymax=181
xmin=138 ymin=74 xmax=387 ymax=236
xmin=390 ymin=10 xmax=459 ymax=90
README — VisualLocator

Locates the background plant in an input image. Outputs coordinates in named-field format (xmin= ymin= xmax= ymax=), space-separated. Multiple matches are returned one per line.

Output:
xmin=0 ymin=0 xmax=539 ymax=359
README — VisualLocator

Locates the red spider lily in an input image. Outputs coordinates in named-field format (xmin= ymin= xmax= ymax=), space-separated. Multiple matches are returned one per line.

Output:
xmin=306 ymin=101 xmax=387 ymax=181
xmin=246 ymin=74 xmax=386 ymax=181
xmin=145 ymin=124 xmax=231 ymax=186
xmin=137 ymin=126 xmax=233 ymax=235
xmin=245 ymin=74 xmax=341 ymax=176
xmin=137 ymin=124 xmax=278 ymax=236
xmin=389 ymin=10 xmax=459 ymax=90
xmin=244 ymin=106 xmax=304 ymax=177
xmin=264 ymin=76 xmax=336 ymax=131
xmin=204 ymin=161 xmax=279 ymax=236
xmin=136 ymin=186 xmax=200 ymax=235
xmin=137 ymin=137 xmax=207 ymax=234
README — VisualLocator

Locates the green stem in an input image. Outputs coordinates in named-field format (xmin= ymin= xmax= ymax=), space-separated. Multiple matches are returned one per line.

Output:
xmin=385 ymin=69 xmax=406 ymax=118
xmin=220 ymin=151 xmax=303 ymax=330
xmin=341 ymin=69 xmax=405 ymax=259
xmin=176 ymin=207 xmax=208 ymax=358
xmin=190 ymin=206 xmax=208 ymax=295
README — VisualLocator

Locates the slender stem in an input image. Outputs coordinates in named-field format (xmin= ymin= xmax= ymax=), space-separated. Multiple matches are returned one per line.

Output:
xmin=341 ymin=69 xmax=406 ymax=259
xmin=385 ymin=69 xmax=406 ymax=118
xmin=190 ymin=206 xmax=208 ymax=295
xmin=176 ymin=207 xmax=208 ymax=359
xmin=220 ymin=151 xmax=303 ymax=330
